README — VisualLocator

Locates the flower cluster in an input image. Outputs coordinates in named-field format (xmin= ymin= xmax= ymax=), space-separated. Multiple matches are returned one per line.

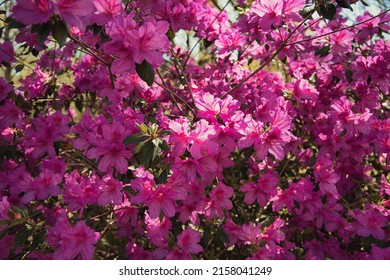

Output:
xmin=0 ymin=0 xmax=389 ymax=260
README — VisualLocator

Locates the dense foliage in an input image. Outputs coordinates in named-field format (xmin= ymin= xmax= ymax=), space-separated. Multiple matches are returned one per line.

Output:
xmin=0 ymin=0 xmax=389 ymax=259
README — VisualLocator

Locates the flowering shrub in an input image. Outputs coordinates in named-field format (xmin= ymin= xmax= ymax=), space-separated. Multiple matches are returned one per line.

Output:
xmin=0 ymin=0 xmax=389 ymax=260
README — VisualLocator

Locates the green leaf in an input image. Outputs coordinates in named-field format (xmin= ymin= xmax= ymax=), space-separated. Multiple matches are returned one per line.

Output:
xmin=345 ymin=69 xmax=353 ymax=83
xmin=140 ymin=141 xmax=154 ymax=167
xmin=151 ymin=145 xmax=161 ymax=163
xmin=159 ymin=140 xmax=171 ymax=152
xmin=6 ymin=18 xmax=26 ymax=29
xmin=336 ymin=0 xmax=353 ymax=10
xmin=15 ymin=64 xmax=24 ymax=73
xmin=52 ymin=20 xmax=68 ymax=47
xmin=0 ymin=220 xmax=10 ymax=226
xmin=8 ymin=219 xmax=24 ymax=228
xmin=150 ymin=123 xmax=159 ymax=135
xmin=317 ymin=2 xmax=336 ymax=20
xmin=122 ymin=186 xmax=135 ymax=194
xmin=31 ymin=48 xmax=40 ymax=57
xmin=135 ymin=60 xmax=155 ymax=86
xmin=299 ymin=4 xmax=315 ymax=19
xmin=137 ymin=123 xmax=149 ymax=134
xmin=367 ymin=75 xmax=372 ymax=85
xmin=216 ymin=227 xmax=230 ymax=244
xmin=35 ymin=22 xmax=52 ymax=46
xmin=152 ymin=138 xmax=162 ymax=147
xmin=123 ymin=133 xmax=147 ymax=145
xmin=29 ymin=232 xmax=45 ymax=252
xmin=14 ymin=226 xmax=28 ymax=249
xmin=166 ymin=28 xmax=175 ymax=41
xmin=203 ymin=38 xmax=215 ymax=49
xmin=201 ymin=226 xmax=211 ymax=246
xmin=0 ymin=229 xmax=9 ymax=240
xmin=159 ymin=130 xmax=171 ymax=136
xmin=134 ymin=140 xmax=148 ymax=154
xmin=315 ymin=45 xmax=331 ymax=57
xmin=7 ymin=210 xmax=15 ymax=220
xmin=156 ymin=170 xmax=168 ymax=184
xmin=75 ymin=95 xmax=84 ymax=112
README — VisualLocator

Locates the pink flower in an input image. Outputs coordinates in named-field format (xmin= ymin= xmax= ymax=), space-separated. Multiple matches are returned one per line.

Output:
xmin=0 ymin=234 xmax=14 ymax=260
xmin=12 ymin=0 xmax=54 ymax=25
xmin=262 ymin=218 xmax=285 ymax=251
xmin=370 ymin=245 xmax=390 ymax=260
xmin=92 ymin=0 xmax=123 ymax=25
xmin=54 ymin=220 xmax=100 ymax=260
xmin=355 ymin=208 xmax=387 ymax=240
xmin=330 ymin=30 xmax=355 ymax=55
xmin=252 ymin=0 xmax=304 ymax=30
xmin=129 ymin=20 xmax=170 ymax=65
xmin=236 ymin=222 xmax=262 ymax=245
xmin=0 ymin=42 xmax=15 ymax=64
xmin=96 ymin=143 xmax=132 ymax=174
xmin=56 ymin=0 xmax=96 ymax=29
xmin=145 ymin=212 xmax=172 ymax=247
xmin=97 ymin=174 xmax=124 ymax=206
xmin=252 ymin=0 xmax=284 ymax=29
xmin=215 ymin=30 xmax=247 ymax=58
xmin=23 ymin=111 xmax=69 ymax=159
xmin=147 ymin=184 xmax=177 ymax=219
xmin=238 ymin=115 xmax=264 ymax=149
xmin=314 ymin=154 xmax=340 ymax=199
xmin=168 ymin=117 xmax=191 ymax=157
xmin=177 ymin=227 xmax=203 ymax=254
xmin=33 ymin=169 xmax=62 ymax=200
xmin=0 ymin=101 xmax=24 ymax=130
xmin=103 ymin=15 xmax=137 ymax=73
xmin=293 ymin=79 xmax=319 ymax=102
xmin=63 ymin=171 xmax=99 ymax=211
xmin=19 ymin=66 xmax=50 ymax=99
xmin=189 ymin=119 xmax=220 ymax=159
xmin=241 ymin=171 xmax=278 ymax=206
xmin=195 ymin=92 xmax=240 ymax=123
xmin=0 ymin=78 xmax=13 ymax=102
xmin=86 ymin=122 xmax=132 ymax=174
xmin=208 ymin=182 xmax=234 ymax=218
xmin=130 ymin=172 xmax=155 ymax=205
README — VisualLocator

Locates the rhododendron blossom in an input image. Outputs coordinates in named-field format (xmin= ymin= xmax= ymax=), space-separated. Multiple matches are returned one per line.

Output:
xmin=12 ymin=0 xmax=54 ymax=25
xmin=0 ymin=0 xmax=389 ymax=261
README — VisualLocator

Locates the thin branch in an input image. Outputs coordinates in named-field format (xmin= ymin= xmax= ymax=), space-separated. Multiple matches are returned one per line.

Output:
xmin=219 ymin=1 xmax=323 ymax=99
xmin=184 ymin=0 xmax=232 ymax=67
xmin=0 ymin=48 xmax=35 ymax=71
xmin=285 ymin=8 xmax=390 ymax=46
xmin=154 ymin=79 xmax=197 ymax=117
xmin=170 ymin=49 xmax=197 ymax=110
xmin=156 ymin=68 xmax=185 ymax=114
xmin=90 ymin=206 xmax=140 ymax=220
xmin=108 ymin=64 xmax=115 ymax=89
xmin=68 ymin=34 xmax=111 ymax=65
